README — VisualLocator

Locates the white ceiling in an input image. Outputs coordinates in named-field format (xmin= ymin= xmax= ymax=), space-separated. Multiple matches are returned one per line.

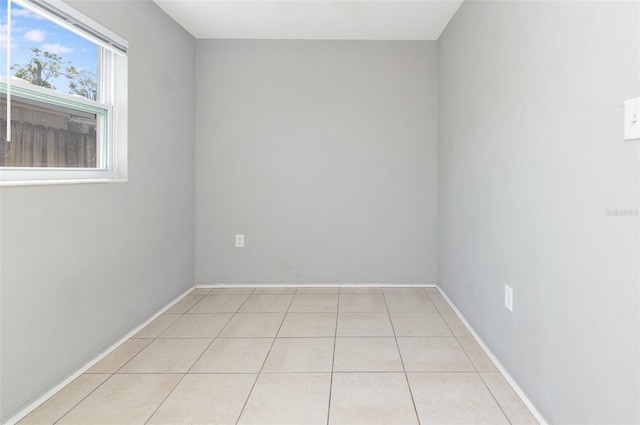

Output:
xmin=153 ymin=1 xmax=463 ymax=40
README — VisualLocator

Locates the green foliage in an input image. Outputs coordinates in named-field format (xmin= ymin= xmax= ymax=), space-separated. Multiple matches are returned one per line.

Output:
xmin=66 ymin=66 xmax=97 ymax=101
xmin=12 ymin=48 xmax=63 ymax=90
xmin=12 ymin=47 xmax=97 ymax=100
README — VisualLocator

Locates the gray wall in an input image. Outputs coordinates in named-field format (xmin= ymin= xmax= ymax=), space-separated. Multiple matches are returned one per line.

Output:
xmin=438 ymin=1 xmax=639 ymax=424
xmin=0 ymin=1 xmax=195 ymax=420
xmin=195 ymin=40 xmax=438 ymax=285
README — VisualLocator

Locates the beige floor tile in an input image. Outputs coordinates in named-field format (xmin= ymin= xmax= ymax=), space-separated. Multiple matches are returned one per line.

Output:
xmin=189 ymin=288 xmax=211 ymax=295
xmin=165 ymin=294 xmax=204 ymax=314
xmin=334 ymin=337 xmax=403 ymax=372
xmin=278 ymin=312 xmax=337 ymax=337
xmin=56 ymin=374 xmax=181 ymax=425
xmin=218 ymin=313 xmax=285 ymax=337
xmin=86 ymin=339 xmax=152 ymax=373
xmin=209 ymin=287 xmax=255 ymax=295
xmin=390 ymin=312 xmax=452 ymax=337
xmin=340 ymin=287 xmax=383 ymax=294
xmin=339 ymin=294 xmax=387 ymax=312
xmin=424 ymin=288 xmax=440 ymax=297
xmin=133 ymin=314 xmax=182 ymax=339
xmin=336 ymin=313 xmax=394 ymax=336
xmin=329 ymin=373 xmax=418 ymax=425
xmin=238 ymin=294 xmax=294 ymax=312
xmin=238 ymin=373 xmax=331 ymax=425
xmin=263 ymin=338 xmax=334 ymax=372
xmin=457 ymin=336 xmax=498 ymax=372
xmin=481 ymin=373 xmax=539 ymax=425
xmin=158 ymin=313 xmax=232 ymax=338
xmin=17 ymin=374 xmax=109 ymax=425
xmin=289 ymin=294 xmax=339 ymax=312
xmin=147 ymin=374 xmax=256 ymax=425
xmin=441 ymin=311 xmax=471 ymax=336
xmin=408 ymin=372 xmax=509 ymax=425
xmin=119 ymin=338 xmax=211 ymax=373
xmin=253 ymin=287 xmax=297 ymax=294
xmin=190 ymin=338 xmax=273 ymax=373
xmin=397 ymin=337 xmax=475 ymax=372
xmin=426 ymin=288 xmax=454 ymax=312
xmin=296 ymin=287 xmax=340 ymax=294
xmin=188 ymin=294 xmax=249 ymax=313
xmin=384 ymin=289 xmax=437 ymax=313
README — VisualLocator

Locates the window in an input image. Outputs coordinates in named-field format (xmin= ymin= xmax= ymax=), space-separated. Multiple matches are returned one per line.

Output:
xmin=0 ymin=0 xmax=127 ymax=185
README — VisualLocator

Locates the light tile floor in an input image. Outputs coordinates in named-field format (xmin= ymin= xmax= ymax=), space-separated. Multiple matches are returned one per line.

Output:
xmin=18 ymin=287 xmax=539 ymax=425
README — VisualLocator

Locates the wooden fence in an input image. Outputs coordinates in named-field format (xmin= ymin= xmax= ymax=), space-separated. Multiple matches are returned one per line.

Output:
xmin=0 ymin=99 xmax=97 ymax=168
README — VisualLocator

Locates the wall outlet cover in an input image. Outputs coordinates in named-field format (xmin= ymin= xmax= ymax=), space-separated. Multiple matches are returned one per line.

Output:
xmin=504 ymin=285 xmax=513 ymax=312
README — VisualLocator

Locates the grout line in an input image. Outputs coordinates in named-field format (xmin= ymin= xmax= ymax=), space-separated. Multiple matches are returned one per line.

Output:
xmin=50 ymin=374 xmax=113 ymax=425
xmin=234 ymin=288 xmax=296 ymax=425
xmin=95 ymin=370 xmax=490 ymax=375
xmin=197 ymin=283 xmax=438 ymax=288
xmin=11 ymin=284 xmax=539 ymax=425
xmin=326 ymin=288 xmax=340 ymax=425
xmin=423 ymin=287 xmax=479 ymax=373
xmin=479 ymin=373 xmax=515 ymax=425
xmin=435 ymin=285 xmax=549 ymax=425
xmin=141 ymin=335 xmax=463 ymax=340
xmin=110 ymin=339 xmax=156 ymax=374
xmin=3 ymin=285 xmax=196 ymax=425
xmin=142 ymin=374 xmax=187 ymax=425
xmin=382 ymin=289 xmax=422 ymax=425
xmin=143 ymin=291 xmax=257 ymax=424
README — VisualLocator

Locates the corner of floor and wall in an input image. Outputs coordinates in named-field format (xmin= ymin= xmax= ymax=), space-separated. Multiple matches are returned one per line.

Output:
xmin=1 ymin=1 xmax=639 ymax=425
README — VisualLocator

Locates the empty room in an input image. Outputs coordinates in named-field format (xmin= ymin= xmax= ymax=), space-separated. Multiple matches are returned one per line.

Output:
xmin=1 ymin=0 xmax=638 ymax=424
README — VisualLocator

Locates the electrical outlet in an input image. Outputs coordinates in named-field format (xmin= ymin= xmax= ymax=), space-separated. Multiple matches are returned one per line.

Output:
xmin=504 ymin=285 xmax=513 ymax=312
xmin=235 ymin=234 xmax=244 ymax=248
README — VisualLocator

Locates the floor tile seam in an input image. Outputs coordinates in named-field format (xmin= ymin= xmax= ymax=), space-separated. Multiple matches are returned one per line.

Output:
xmin=423 ymin=288 xmax=455 ymax=320
xmin=88 ymin=338 xmax=155 ymax=374
xmin=326 ymin=286 xmax=341 ymax=425
xmin=146 ymin=336 xmax=218 ymax=341
xmin=454 ymin=334 xmax=485 ymax=373
xmin=235 ymin=292 xmax=295 ymax=425
xmin=212 ymin=336 xmax=335 ymax=339
xmin=336 ymin=335 xmax=457 ymax=339
xmin=382 ymin=292 xmax=422 ymax=425
xmin=142 ymin=373 xmax=188 ymax=425
xmin=239 ymin=294 xmax=297 ymax=313
xmin=424 ymin=295 xmax=479 ymax=372
xmin=287 ymin=308 xmax=340 ymax=311
xmin=26 ymin=290 xmax=241 ymax=425
xmin=478 ymin=372 xmax=517 ymax=425
xmin=50 ymin=374 xmax=113 ymax=425
xmin=107 ymin=370 xmax=489 ymax=375
xmin=112 ymin=335 xmax=162 ymax=374
xmin=178 ymin=295 xmax=256 ymax=384
xmin=430 ymin=305 xmax=460 ymax=338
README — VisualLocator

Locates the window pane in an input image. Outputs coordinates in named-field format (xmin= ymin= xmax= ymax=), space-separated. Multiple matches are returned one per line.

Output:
xmin=10 ymin=3 xmax=98 ymax=100
xmin=0 ymin=94 xmax=99 ymax=167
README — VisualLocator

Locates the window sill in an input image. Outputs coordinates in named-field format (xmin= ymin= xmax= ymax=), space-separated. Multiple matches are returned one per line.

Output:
xmin=0 ymin=177 xmax=129 ymax=188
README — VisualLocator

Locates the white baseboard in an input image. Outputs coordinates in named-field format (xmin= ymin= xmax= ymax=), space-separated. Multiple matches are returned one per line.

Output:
xmin=195 ymin=282 xmax=438 ymax=288
xmin=434 ymin=285 xmax=550 ymax=425
xmin=2 ymin=285 xmax=194 ymax=425
xmin=5 ymin=282 xmax=546 ymax=425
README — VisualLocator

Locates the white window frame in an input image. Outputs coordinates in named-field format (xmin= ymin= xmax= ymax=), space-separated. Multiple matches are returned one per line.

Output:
xmin=0 ymin=0 xmax=128 ymax=186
